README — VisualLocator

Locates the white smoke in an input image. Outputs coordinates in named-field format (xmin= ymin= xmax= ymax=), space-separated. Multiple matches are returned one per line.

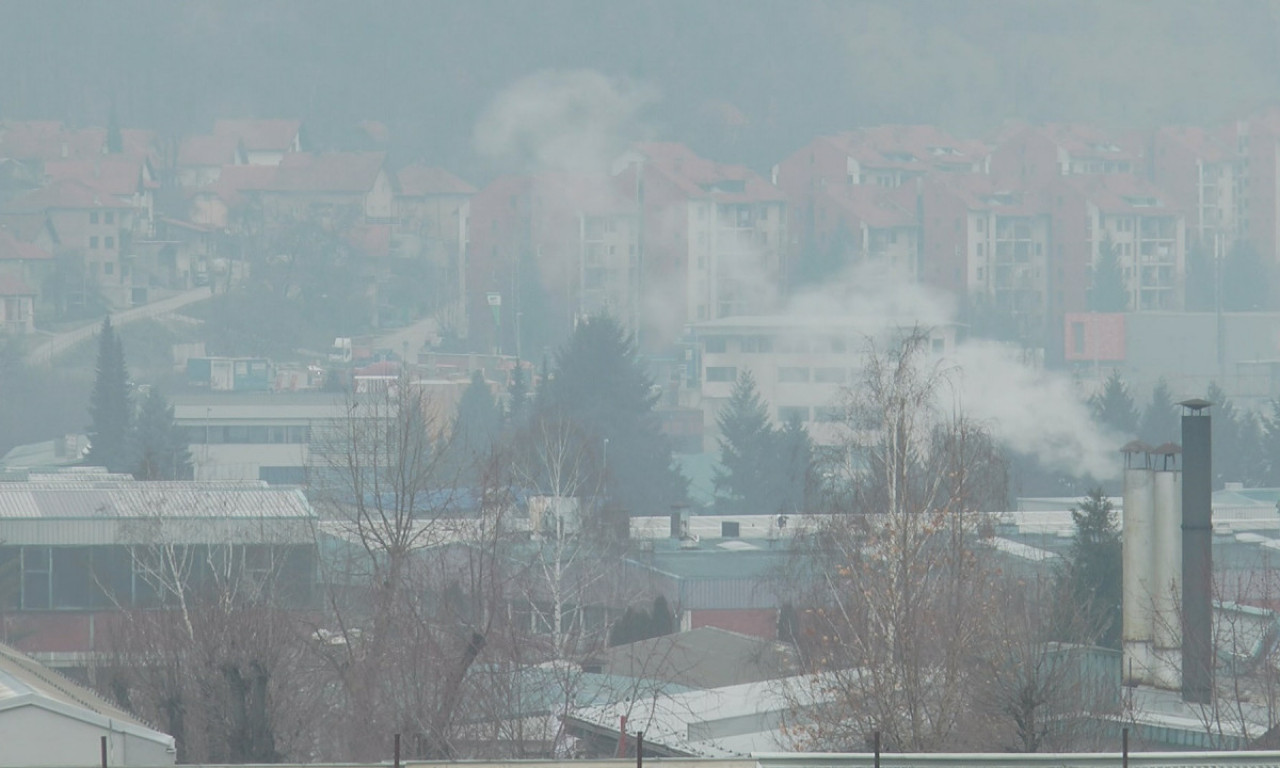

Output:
xmin=473 ymin=70 xmax=658 ymax=176
xmin=794 ymin=262 xmax=1120 ymax=479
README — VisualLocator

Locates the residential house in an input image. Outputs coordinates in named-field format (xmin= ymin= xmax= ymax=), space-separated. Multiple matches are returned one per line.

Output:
xmin=0 ymin=121 xmax=155 ymax=165
xmin=1 ymin=180 xmax=134 ymax=308
xmin=257 ymin=152 xmax=394 ymax=226
xmin=613 ymin=142 xmax=788 ymax=354
xmin=174 ymin=133 xmax=243 ymax=188
xmin=43 ymin=156 xmax=157 ymax=229
xmin=0 ymin=228 xmax=53 ymax=331
xmin=211 ymin=118 xmax=302 ymax=166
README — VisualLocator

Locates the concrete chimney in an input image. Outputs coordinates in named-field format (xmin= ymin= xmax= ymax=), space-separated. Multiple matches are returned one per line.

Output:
xmin=1122 ymin=442 xmax=1155 ymax=686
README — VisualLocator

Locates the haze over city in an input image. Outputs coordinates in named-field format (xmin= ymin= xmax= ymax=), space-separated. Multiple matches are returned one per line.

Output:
xmin=5 ymin=2 xmax=1280 ymax=766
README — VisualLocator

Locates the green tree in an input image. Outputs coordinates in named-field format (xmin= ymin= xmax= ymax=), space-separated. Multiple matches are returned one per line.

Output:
xmin=86 ymin=317 xmax=132 ymax=472
xmin=776 ymin=414 xmax=815 ymax=514
xmin=506 ymin=364 xmax=531 ymax=426
xmin=544 ymin=315 xmax=686 ymax=516
xmin=131 ymin=388 xmax=193 ymax=480
xmin=714 ymin=371 xmax=780 ymax=514
xmin=1089 ymin=370 xmax=1138 ymax=439
xmin=649 ymin=594 xmax=674 ymax=637
xmin=1222 ymin=240 xmax=1270 ymax=311
xmin=452 ymin=371 xmax=502 ymax=470
xmin=1088 ymin=236 xmax=1129 ymax=312
xmin=1138 ymin=377 xmax=1178 ymax=447
xmin=1261 ymin=399 xmax=1280 ymax=487
xmin=1059 ymin=488 xmax=1122 ymax=649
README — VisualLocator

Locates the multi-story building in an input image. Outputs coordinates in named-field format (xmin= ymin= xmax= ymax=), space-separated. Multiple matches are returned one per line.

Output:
xmin=773 ymin=126 xmax=986 ymax=277
xmin=990 ymin=123 xmax=1143 ymax=188
xmin=0 ymin=227 xmax=51 ymax=331
xmin=466 ymin=173 xmax=639 ymax=354
xmin=258 ymin=151 xmax=394 ymax=225
xmin=613 ymin=143 xmax=788 ymax=354
xmin=1 ymin=180 xmax=135 ymax=307
xmin=1150 ymin=126 xmax=1241 ymax=251
xmin=810 ymin=185 xmax=920 ymax=279
xmin=1074 ymin=176 xmax=1187 ymax=312
xmin=211 ymin=118 xmax=303 ymax=167
xmin=394 ymin=164 xmax=474 ymax=321
xmin=691 ymin=314 xmax=959 ymax=448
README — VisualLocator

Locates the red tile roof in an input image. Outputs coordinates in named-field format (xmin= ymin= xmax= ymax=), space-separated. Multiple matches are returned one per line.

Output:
xmin=1155 ymin=126 xmax=1236 ymax=164
xmin=213 ymin=119 xmax=301 ymax=152
xmin=0 ymin=121 xmax=153 ymax=163
xmin=0 ymin=274 xmax=35 ymax=296
xmin=264 ymin=152 xmax=385 ymax=194
xmin=828 ymin=125 xmax=990 ymax=172
xmin=3 ymin=179 xmax=130 ymax=212
xmin=177 ymin=134 xmax=241 ymax=167
xmin=43 ymin=158 xmax=144 ymax=198
xmin=204 ymin=164 xmax=278 ymax=207
xmin=1064 ymin=175 xmax=1182 ymax=215
xmin=625 ymin=142 xmax=783 ymax=203
xmin=0 ymin=227 xmax=52 ymax=260
xmin=396 ymin=164 xmax=476 ymax=197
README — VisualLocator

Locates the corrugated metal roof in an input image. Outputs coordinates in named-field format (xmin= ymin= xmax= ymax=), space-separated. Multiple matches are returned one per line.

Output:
xmin=0 ymin=470 xmax=316 ymax=520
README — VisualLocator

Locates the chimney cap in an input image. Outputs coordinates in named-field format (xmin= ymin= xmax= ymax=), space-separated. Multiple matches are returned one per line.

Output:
xmin=1152 ymin=442 xmax=1182 ymax=456
xmin=1179 ymin=398 xmax=1212 ymax=412
xmin=1120 ymin=440 xmax=1152 ymax=454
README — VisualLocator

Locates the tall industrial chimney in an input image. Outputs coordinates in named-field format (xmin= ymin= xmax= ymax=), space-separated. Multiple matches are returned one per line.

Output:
xmin=1180 ymin=398 xmax=1213 ymax=705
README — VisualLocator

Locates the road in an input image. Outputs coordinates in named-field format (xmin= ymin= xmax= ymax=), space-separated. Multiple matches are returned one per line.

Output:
xmin=371 ymin=315 xmax=439 ymax=362
xmin=24 ymin=286 xmax=216 ymax=367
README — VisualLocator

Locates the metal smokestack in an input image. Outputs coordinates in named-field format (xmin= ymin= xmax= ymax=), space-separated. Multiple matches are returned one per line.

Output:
xmin=1180 ymin=398 xmax=1213 ymax=705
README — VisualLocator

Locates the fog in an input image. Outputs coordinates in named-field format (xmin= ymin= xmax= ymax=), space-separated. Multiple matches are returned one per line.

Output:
xmin=7 ymin=2 xmax=1280 ymax=760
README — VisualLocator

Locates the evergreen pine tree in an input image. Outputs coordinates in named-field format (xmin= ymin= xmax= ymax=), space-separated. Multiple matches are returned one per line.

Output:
xmin=453 ymin=371 xmax=502 ymax=467
xmin=1089 ymin=370 xmax=1138 ymax=439
xmin=1261 ymin=399 xmax=1280 ymax=487
xmin=506 ymin=364 xmax=531 ymax=425
xmin=1139 ymin=377 xmax=1179 ymax=447
xmin=86 ymin=318 xmax=132 ymax=472
xmin=1060 ymin=487 xmax=1122 ymax=649
xmin=1208 ymin=382 xmax=1240 ymax=488
xmin=777 ymin=415 xmax=815 ymax=514
xmin=649 ymin=595 xmax=674 ymax=637
xmin=1089 ymin=236 xmax=1129 ymax=312
xmin=544 ymin=315 xmax=686 ymax=515
xmin=714 ymin=371 xmax=779 ymax=514
xmin=132 ymin=388 xmax=193 ymax=480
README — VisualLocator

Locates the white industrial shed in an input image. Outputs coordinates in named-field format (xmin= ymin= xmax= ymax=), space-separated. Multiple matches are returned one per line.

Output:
xmin=0 ymin=640 xmax=174 ymax=766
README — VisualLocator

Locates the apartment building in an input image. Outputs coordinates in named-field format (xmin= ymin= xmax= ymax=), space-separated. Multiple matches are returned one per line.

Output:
xmin=692 ymin=314 xmax=959 ymax=448
xmin=1076 ymin=176 xmax=1187 ymax=312
xmin=466 ymin=173 xmax=639 ymax=353
xmin=614 ymin=142 xmax=788 ymax=354
xmin=1150 ymin=126 xmax=1241 ymax=251
xmin=991 ymin=123 xmax=1143 ymax=188
xmin=810 ymin=184 xmax=921 ymax=279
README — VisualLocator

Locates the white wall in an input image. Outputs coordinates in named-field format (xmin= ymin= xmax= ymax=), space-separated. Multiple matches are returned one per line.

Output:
xmin=0 ymin=705 xmax=174 ymax=767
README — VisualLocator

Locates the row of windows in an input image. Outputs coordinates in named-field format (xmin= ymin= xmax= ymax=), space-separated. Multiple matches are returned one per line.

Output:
xmin=87 ymin=236 xmax=116 ymax=250
xmin=182 ymin=425 xmax=311 ymax=445
xmin=706 ymin=366 xmax=858 ymax=385
xmin=88 ymin=212 xmax=116 ymax=225
xmin=702 ymin=336 xmax=854 ymax=355
xmin=0 ymin=545 xmax=315 ymax=611
xmin=777 ymin=405 xmax=843 ymax=423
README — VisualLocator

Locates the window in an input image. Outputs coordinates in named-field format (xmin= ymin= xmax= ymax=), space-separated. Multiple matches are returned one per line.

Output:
xmin=976 ymin=243 xmax=984 ymax=258
xmin=89 ymin=212 xmax=99 ymax=224
xmin=89 ymin=236 xmax=99 ymax=249
xmin=260 ymin=466 xmax=307 ymax=485
xmin=104 ymin=212 xmax=114 ymax=224
xmin=704 ymin=337 xmax=727 ymax=354
xmin=778 ymin=406 xmax=810 ymax=423
xmin=52 ymin=547 xmax=94 ymax=609
xmin=22 ymin=547 xmax=50 ymax=609
xmin=1072 ymin=322 xmax=1085 ymax=355
xmin=976 ymin=218 xmax=985 ymax=233
xmin=104 ymin=262 xmax=114 ymax=275
xmin=105 ymin=236 xmax=115 ymax=249
xmin=706 ymin=366 xmax=737 ymax=382
xmin=778 ymin=367 xmax=811 ymax=383
xmin=977 ymin=266 xmax=984 ymax=281
xmin=814 ymin=367 xmax=846 ymax=384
